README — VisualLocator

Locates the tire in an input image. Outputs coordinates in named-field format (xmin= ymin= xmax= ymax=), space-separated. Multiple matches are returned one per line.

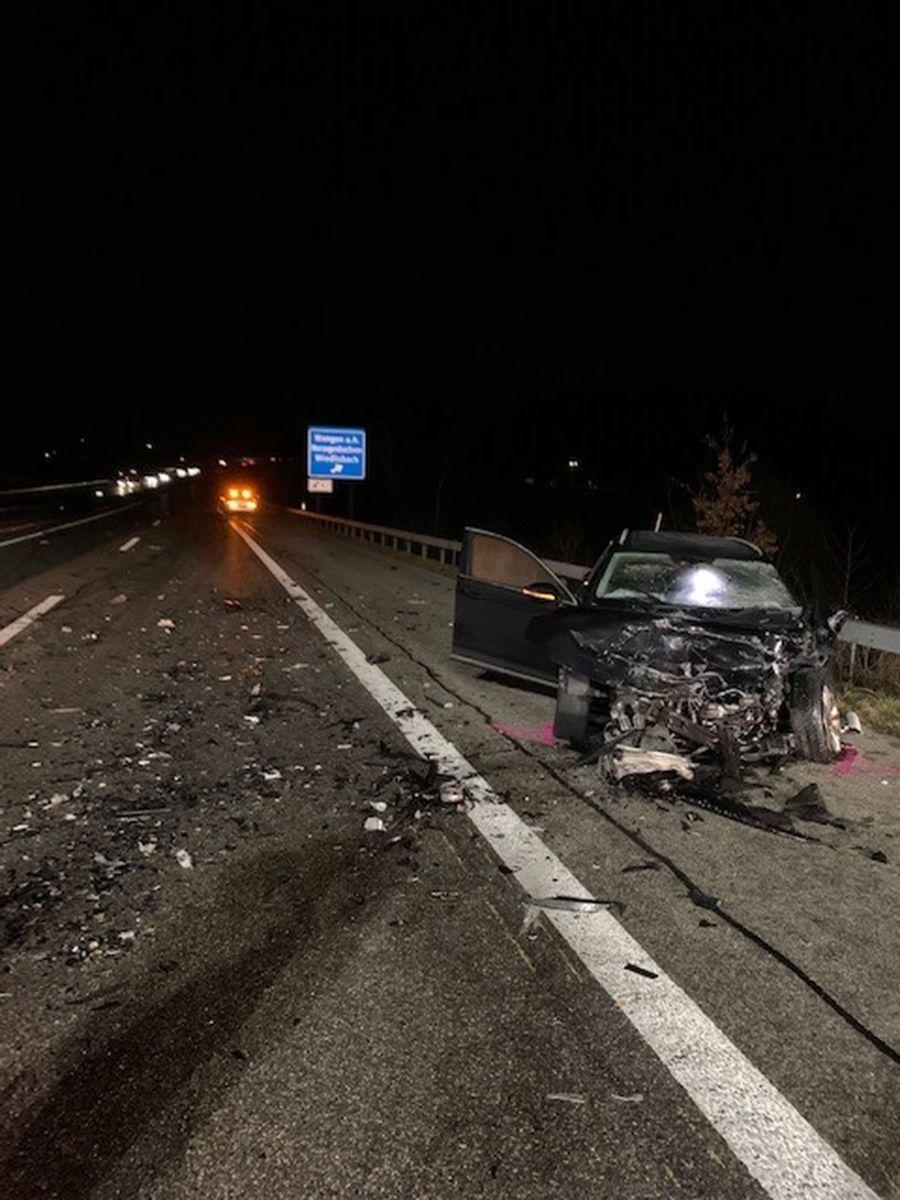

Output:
xmin=789 ymin=669 xmax=843 ymax=762
xmin=554 ymin=669 xmax=591 ymax=746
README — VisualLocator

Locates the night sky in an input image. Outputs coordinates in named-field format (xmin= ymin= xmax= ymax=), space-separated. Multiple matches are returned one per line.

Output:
xmin=17 ymin=6 xmax=898 ymax=602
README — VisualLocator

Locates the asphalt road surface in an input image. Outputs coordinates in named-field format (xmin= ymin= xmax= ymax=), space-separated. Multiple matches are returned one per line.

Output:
xmin=1 ymin=499 xmax=898 ymax=1200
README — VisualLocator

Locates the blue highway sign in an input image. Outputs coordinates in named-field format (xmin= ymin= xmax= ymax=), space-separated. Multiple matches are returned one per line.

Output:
xmin=307 ymin=427 xmax=367 ymax=481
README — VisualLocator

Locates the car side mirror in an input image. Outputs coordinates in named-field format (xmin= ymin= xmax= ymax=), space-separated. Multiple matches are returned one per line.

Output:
xmin=521 ymin=581 xmax=564 ymax=603
xmin=826 ymin=609 xmax=848 ymax=636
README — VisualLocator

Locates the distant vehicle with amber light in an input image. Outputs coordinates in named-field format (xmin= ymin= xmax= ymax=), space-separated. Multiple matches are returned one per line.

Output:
xmin=220 ymin=485 xmax=259 ymax=513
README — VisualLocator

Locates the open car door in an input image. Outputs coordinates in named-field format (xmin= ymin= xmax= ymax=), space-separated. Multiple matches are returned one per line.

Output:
xmin=452 ymin=528 xmax=576 ymax=683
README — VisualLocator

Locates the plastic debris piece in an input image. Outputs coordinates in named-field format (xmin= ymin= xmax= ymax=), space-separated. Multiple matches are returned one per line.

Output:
xmin=174 ymin=848 xmax=193 ymax=869
xmin=688 ymin=887 xmax=721 ymax=912
xmin=366 ymin=652 xmax=391 ymax=664
xmin=439 ymin=781 xmax=466 ymax=805
xmin=363 ymin=817 xmax=385 ymax=832
xmin=157 ymin=618 xmax=175 ymax=629
xmin=546 ymin=1093 xmax=587 ymax=1105
xmin=611 ymin=747 xmax=695 ymax=782
xmin=138 ymin=839 xmax=157 ymax=856
xmin=110 ymin=594 xmax=128 ymax=605
xmin=843 ymin=710 xmax=862 ymax=734
xmin=243 ymin=715 xmax=261 ymax=726
xmin=624 ymin=962 xmax=658 ymax=979
xmin=611 ymin=1092 xmax=644 ymax=1103
xmin=251 ymin=683 xmax=261 ymax=696
xmin=369 ymin=801 xmax=388 ymax=813
xmin=224 ymin=598 xmax=243 ymax=611
xmin=862 ymin=849 xmax=888 ymax=864
xmin=621 ymin=861 xmax=660 ymax=874
xmin=783 ymin=783 xmax=845 ymax=828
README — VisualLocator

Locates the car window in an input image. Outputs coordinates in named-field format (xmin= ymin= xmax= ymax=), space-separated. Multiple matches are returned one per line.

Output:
xmin=467 ymin=532 xmax=561 ymax=590
xmin=592 ymin=552 xmax=798 ymax=610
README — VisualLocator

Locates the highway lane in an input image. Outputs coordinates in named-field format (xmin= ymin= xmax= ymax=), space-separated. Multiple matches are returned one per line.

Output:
xmin=0 ymin=506 xmax=897 ymax=1199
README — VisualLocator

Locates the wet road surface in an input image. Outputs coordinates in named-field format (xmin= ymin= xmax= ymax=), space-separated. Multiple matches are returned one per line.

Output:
xmin=1 ymin=502 xmax=898 ymax=1198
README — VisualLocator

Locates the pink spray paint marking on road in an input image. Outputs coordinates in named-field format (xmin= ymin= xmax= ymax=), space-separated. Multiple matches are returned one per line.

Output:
xmin=490 ymin=719 xmax=558 ymax=746
xmin=832 ymin=745 xmax=900 ymax=778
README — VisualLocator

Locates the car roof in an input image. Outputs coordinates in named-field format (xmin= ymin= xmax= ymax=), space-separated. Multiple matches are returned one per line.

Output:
xmin=616 ymin=529 xmax=765 ymax=562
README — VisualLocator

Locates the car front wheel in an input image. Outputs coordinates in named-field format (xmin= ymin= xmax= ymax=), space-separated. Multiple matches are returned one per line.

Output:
xmin=789 ymin=669 xmax=843 ymax=762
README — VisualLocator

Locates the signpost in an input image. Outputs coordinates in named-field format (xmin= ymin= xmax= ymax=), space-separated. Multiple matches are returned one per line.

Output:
xmin=307 ymin=478 xmax=333 ymax=494
xmin=307 ymin=427 xmax=367 ymax=480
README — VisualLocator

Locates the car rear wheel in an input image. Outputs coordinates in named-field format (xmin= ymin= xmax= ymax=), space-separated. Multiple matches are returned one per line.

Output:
xmin=789 ymin=669 xmax=843 ymax=762
xmin=554 ymin=669 xmax=591 ymax=747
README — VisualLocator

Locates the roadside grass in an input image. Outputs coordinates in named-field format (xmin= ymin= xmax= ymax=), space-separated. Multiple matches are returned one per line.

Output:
xmin=841 ymin=687 xmax=900 ymax=738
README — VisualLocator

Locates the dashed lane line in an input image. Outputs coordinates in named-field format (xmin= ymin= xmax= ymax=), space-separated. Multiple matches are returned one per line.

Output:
xmin=0 ymin=595 xmax=65 ymax=648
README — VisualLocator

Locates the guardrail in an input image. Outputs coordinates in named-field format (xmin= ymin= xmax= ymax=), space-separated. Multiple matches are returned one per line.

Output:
xmin=286 ymin=508 xmax=898 ymax=656
xmin=0 ymin=478 xmax=113 ymax=497
xmin=285 ymin=508 xmax=591 ymax=580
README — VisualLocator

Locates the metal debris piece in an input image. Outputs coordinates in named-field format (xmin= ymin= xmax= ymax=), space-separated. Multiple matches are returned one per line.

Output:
xmin=546 ymin=1093 xmax=587 ymax=1105
xmin=526 ymin=895 xmax=620 ymax=914
xmin=611 ymin=1092 xmax=644 ymax=1103
xmin=621 ymin=861 xmax=660 ymax=874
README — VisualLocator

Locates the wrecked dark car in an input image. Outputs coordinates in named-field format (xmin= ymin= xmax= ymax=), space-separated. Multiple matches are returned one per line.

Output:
xmin=452 ymin=528 xmax=845 ymax=773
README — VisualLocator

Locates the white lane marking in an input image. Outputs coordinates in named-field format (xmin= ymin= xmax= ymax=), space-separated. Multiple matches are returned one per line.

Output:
xmin=0 ymin=502 xmax=144 ymax=550
xmin=119 ymin=536 xmax=140 ymax=552
xmin=231 ymin=521 xmax=878 ymax=1200
xmin=0 ymin=595 xmax=65 ymax=648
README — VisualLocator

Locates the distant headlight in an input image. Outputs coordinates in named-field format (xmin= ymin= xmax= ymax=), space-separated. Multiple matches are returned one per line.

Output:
xmin=241 ymin=488 xmax=252 ymax=499
xmin=228 ymin=487 xmax=239 ymax=498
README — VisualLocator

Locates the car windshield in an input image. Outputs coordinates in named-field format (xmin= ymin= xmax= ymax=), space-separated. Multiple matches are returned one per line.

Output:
xmin=592 ymin=552 xmax=799 ymax=611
